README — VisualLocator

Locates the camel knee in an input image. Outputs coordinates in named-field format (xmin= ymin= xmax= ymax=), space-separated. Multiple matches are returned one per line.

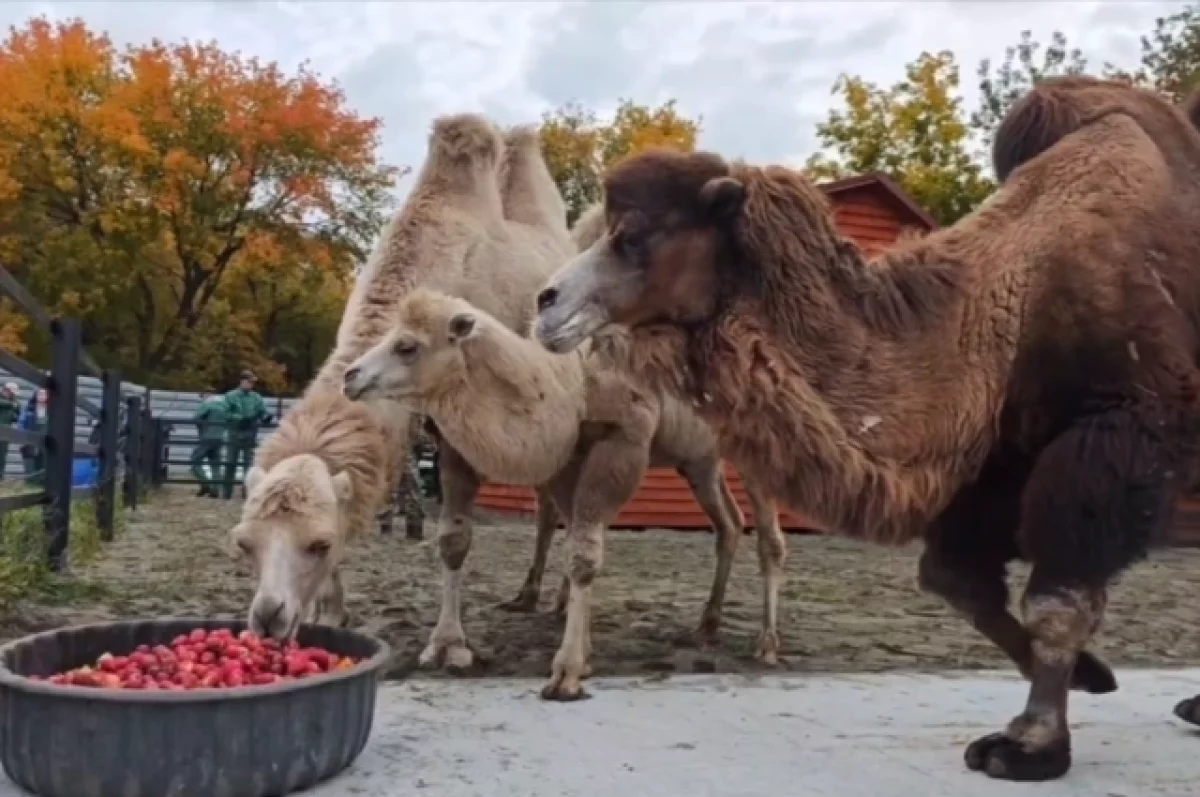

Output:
xmin=755 ymin=519 xmax=785 ymax=563
xmin=1022 ymin=585 xmax=1106 ymax=664
xmin=437 ymin=516 xmax=473 ymax=570
xmin=568 ymin=532 xmax=603 ymax=586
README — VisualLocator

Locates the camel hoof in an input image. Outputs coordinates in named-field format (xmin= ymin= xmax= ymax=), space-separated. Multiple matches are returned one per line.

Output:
xmin=540 ymin=679 xmax=591 ymax=702
xmin=692 ymin=623 xmax=720 ymax=650
xmin=496 ymin=593 xmax=539 ymax=613
xmin=964 ymin=732 xmax=1071 ymax=781
xmin=418 ymin=639 xmax=474 ymax=673
xmin=755 ymin=632 xmax=781 ymax=666
xmin=755 ymin=648 xmax=780 ymax=667
xmin=1174 ymin=694 xmax=1200 ymax=726
xmin=443 ymin=644 xmax=475 ymax=673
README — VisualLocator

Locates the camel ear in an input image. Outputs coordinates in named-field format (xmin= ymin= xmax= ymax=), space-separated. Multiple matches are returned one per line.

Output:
xmin=447 ymin=312 xmax=478 ymax=343
xmin=699 ymin=177 xmax=745 ymax=223
xmin=331 ymin=470 xmax=353 ymax=503
xmin=245 ymin=465 xmax=266 ymax=495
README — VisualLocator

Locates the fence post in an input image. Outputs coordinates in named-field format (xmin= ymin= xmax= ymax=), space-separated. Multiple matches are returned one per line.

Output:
xmin=153 ymin=419 xmax=169 ymax=487
xmin=95 ymin=369 xmax=120 ymax=540
xmin=140 ymin=407 xmax=153 ymax=488
xmin=44 ymin=317 xmax=81 ymax=572
xmin=123 ymin=396 xmax=142 ymax=511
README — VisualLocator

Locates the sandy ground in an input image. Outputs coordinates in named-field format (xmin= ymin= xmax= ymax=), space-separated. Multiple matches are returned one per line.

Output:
xmin=5 ymin=487 xmax=1200 ymax=681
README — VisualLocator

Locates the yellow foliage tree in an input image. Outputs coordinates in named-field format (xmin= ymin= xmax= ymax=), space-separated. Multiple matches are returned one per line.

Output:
xmin=0 ymin=17 xmax=401 ymax=392
xmin=806 ymin=51 xmax=995 ymax=226
xmin=539 ymin=99 xmax=700 ymax=224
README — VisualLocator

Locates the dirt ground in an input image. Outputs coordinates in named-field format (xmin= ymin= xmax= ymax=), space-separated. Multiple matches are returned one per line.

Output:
xmin=6 ymin=487 xmax=1200 ymax=681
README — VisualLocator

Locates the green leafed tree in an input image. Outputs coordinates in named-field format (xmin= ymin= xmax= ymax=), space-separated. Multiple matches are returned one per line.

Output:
xmin=1105 ymin=4 xmax=1200 ymax=103
xmin=805 ymin=50 xmax=995 ymax=226
xmin=971 ymin=30 xmax=1088 ymax=152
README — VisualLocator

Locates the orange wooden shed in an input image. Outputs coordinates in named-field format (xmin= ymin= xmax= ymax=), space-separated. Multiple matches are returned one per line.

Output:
xmin=475 ymin=172 xmax=939 ymax=531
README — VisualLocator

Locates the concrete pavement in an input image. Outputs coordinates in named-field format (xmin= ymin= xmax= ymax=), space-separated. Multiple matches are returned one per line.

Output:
xmin=308 ymin=668 xmax=1200 ymax=796
xmin=2 ymin=669 xmax=1197 ymax=796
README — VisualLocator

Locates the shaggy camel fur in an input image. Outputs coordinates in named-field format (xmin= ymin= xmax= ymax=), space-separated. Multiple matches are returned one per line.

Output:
xmin=534 ymin=76 xmax=1200 ymax=779
xmin=344 ymin=288 xmax=785 ymax=690
xmin=233 ymin=112 xmax=574 ymax=639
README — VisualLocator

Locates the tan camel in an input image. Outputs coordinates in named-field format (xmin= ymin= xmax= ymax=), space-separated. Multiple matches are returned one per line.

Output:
xmin=232 ymin=112 xmax=575 ymax=639
xmin=532 ymin=76 xmax=1200 ymax=780
xmin=344 ymin=286 xmax=785 ymax=693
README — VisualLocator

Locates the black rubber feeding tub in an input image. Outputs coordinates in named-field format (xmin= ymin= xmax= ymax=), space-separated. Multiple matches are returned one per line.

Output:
xmin=0 ymin=618 xmax=390 ymax=797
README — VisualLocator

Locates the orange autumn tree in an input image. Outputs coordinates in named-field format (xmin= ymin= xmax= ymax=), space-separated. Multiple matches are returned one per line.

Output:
xmin=539 ymin=98 xmax=700 ymax=224
xmin=0 ymin=18 xmax=401 ymax=391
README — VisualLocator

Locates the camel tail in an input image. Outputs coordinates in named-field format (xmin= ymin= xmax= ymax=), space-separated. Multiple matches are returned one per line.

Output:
xmin=428 ymin=113 xmax=504 ymax=170
xmin=992 ymin=83 xmax=1088 ymax=183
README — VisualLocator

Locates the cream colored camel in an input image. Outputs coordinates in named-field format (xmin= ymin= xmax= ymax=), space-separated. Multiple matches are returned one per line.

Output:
xmin=344 ymin=287 xmax=787 ymax=697
xmin=232 ymin=113 xmax=575 ymax=639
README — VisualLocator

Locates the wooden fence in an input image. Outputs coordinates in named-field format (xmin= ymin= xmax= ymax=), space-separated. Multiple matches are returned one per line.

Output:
xmin=0 ymin=265 xmax=158 ymax=570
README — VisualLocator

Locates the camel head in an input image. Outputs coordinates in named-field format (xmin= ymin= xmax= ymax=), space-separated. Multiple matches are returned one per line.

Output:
xmin=342 ymin=289 xmax=481 ymax=405
xmin=232 ymin=453 xmax=353 ymax=640
xmin=534 ymin=149 xmax=742 ymax=354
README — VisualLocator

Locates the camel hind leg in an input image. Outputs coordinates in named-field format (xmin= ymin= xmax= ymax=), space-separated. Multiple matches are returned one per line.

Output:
xmin=419 ymin=443 xmax=481 ymax=674
xmin=677 ymin=456 xmax=744 ymax=648
xmin=965 ymin=406 xmax=1172 ymax=782
xmin=498 ymin=487 xmax=561 ymax=612
xmin=742 ymin=480 xmax=786 ymax=665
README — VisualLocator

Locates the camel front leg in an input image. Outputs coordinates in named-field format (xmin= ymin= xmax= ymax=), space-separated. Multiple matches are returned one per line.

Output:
xmin=419 ymin=444 xmax=481 ymax=673
xmin=744 ymin=482 xmax=785 ymax=665
xmin=678 ymin=457 xmax=744 ymax=647
xmin=498 ymin=487 xmax=560 ymax=612
xmin=541 ymin=424 xmax=651 ymax=702
xmin=551 ymin=573 xmax=569 ymax=618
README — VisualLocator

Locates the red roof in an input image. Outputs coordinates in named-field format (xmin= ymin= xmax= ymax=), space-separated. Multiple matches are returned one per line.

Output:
xmin=819 ymin=171 xmax=939 ymax=231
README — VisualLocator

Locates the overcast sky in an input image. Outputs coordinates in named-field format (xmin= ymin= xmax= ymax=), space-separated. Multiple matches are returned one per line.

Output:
xmin=1 ymin=1 xmax=1188 ymax=197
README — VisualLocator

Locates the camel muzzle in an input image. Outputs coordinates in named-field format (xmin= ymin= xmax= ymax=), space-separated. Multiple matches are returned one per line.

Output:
xmin=342 ymin=366 xmax=376 ymax=401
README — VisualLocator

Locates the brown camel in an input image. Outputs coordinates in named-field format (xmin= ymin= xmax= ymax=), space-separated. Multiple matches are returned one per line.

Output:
xmin=343 ymin=288 xmax=785 ymax=692
xmin=532 ymin=75 xmax=1200 ymax=780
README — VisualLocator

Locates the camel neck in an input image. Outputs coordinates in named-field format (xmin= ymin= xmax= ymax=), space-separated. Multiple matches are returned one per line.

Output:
xmin=695 ymin=240 xmax=968 ymax=544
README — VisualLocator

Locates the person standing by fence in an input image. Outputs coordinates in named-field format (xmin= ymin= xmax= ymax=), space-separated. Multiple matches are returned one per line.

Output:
xmin=0 ymin=382 xmax=19 ymax=481
xmin=190 ymin=387 xmax=226 ymax=498
xmin=221 ymin=370 xmax=272 ymax=499
xmin=18 ymin=386 xmax=48 ymax=486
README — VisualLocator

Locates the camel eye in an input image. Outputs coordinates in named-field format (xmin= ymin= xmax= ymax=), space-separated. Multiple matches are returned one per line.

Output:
xmin=306 ymin=540 xmax=331 ymax=557
xmin=393 ymin=340 xmax=418 ymax=358
xmin=614 ymin=213 xmax=651 ymax=260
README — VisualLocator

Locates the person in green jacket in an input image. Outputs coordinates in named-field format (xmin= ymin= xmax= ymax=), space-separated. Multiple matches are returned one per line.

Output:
xmin=190 ymin=387 xmax=226 ymax=498
xmin=0 ymin=382 xmax=20 ymax=481
xmin=221 ymin=369 xmax=273 ymax=499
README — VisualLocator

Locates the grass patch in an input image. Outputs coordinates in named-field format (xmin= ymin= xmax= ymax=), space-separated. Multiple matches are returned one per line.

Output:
xmin=0 ymin=487 xmax=126 ymax=610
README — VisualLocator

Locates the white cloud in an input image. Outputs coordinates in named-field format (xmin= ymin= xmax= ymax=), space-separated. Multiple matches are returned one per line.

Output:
xmin=0 ymin=0 xmax=1188 ymax=194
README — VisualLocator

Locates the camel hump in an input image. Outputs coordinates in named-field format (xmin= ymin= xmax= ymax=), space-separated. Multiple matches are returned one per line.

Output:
xmin=993 ymin=76 xmax=1200 ymax=183
xmin=992 ymin=79 xmax=1091 ymax=182
xmin=570 ymin=202 xmax=607 ymax=251
xmin=429 ymin=113 xmax=504 ymax=168
xmin=1185 ymin=87 xmax=1200 ymax=133
xmin=503 ymin=124 xmax=540 ymax=151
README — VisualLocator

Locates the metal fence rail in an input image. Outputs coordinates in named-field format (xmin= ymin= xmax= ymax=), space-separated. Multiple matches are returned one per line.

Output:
xmin=0 ymin=265 xmax=155 ymax=570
